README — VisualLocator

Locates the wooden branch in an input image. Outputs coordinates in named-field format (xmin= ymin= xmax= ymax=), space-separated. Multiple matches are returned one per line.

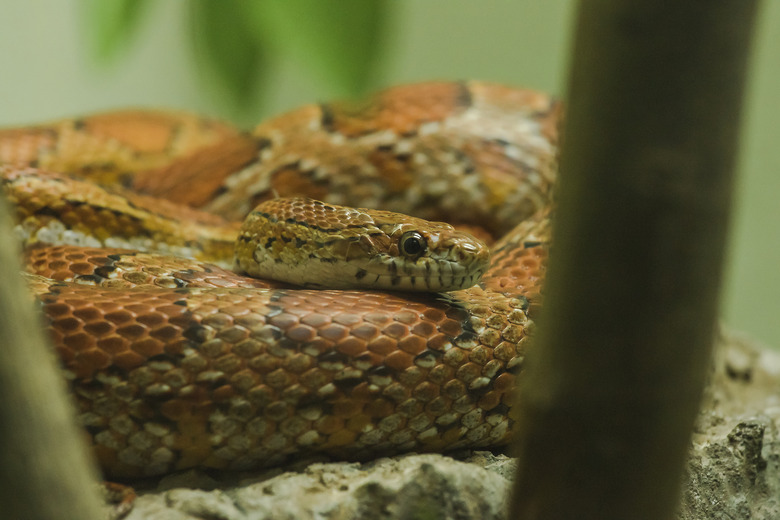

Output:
xmin=510 ymin=1 xmax=760 ymax=519
xmin=0 ymin=195 xmax=103 ymax=518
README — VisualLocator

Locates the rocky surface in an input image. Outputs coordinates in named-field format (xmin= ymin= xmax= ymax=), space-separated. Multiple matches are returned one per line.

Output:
xmin=119 ymin=330 xmax=780 ymax=520
xmin=681 ymin=331 xmax=780 ymax=519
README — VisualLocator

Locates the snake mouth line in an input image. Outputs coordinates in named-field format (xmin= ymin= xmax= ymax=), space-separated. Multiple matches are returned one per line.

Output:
xmin=351 ymin=268 xmax=486 ymax=292
xmin=350 ymin=254 xmax=489 ymax=292
xmin=240 ymin=251 xmax=486 ymax=293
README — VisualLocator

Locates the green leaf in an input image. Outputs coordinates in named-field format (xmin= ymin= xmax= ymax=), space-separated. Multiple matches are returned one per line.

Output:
xmin=188 ymin=1 xmax=269 ymax=113
xmin=250 ymin=0 xmax=390 ymax=97
xmin=81 ymin=0 xmax=152 ymax=63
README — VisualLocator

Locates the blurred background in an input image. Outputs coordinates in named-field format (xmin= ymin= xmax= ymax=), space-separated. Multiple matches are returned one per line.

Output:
xmin=1 ymin=1 xmax=778 ymax=349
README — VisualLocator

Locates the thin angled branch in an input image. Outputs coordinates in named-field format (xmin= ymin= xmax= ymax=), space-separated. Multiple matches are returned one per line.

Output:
xmin=0 ymin=193 xmax=104 ymax=519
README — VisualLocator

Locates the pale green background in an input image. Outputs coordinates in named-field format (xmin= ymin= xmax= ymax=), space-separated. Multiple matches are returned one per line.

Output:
xmin=1 ymin=2 xmax=778 ymax=348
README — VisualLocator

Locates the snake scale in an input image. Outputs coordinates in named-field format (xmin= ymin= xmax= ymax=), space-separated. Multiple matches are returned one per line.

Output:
xmin=0 ymin=81 xmax=558 ymax=478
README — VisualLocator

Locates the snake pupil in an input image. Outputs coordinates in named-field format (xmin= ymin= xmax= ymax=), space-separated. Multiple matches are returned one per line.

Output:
xmin=400 ymin=231 xmax=426 ymax=257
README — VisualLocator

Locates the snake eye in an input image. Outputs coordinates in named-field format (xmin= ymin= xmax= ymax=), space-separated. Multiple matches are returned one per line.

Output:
xmin=400 ymin=231 xmax=427 ymax=257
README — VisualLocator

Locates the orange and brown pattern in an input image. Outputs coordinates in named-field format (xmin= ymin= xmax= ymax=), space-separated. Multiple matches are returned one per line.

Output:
xmin=0 ymin=81 xmax=558 ymax=477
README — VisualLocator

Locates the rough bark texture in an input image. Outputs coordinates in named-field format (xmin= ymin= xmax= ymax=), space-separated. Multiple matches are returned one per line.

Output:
xmin=0 ymin=194 xmax=104 ymax=519
xmin=111 ymin=330 xmax=779 ymax=519
xmin=510 ymin=1 xmax=760 ymax=519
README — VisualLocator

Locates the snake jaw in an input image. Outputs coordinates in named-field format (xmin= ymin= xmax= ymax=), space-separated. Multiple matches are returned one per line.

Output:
xmin=235 ymin=197 xmax=490 ymax=292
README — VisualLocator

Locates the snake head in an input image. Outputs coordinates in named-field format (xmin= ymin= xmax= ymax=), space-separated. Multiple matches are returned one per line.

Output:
xmin=235 ymin=198 xmax=490 ymax=292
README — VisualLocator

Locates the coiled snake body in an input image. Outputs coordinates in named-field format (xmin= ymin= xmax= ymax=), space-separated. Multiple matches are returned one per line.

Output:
xmin=1 ymin=81 xmax=557 ymax=477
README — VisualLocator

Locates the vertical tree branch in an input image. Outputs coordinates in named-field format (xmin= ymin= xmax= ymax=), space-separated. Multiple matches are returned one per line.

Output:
xmin=511 ymin=1 xmax=760 ymax=519
xmin=0 ymin=194 xmax=103 ymax=518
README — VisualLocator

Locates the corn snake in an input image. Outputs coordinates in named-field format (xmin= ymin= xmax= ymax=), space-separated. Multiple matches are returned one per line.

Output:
xmin=0 ymin=81 xmax=557 ymax=477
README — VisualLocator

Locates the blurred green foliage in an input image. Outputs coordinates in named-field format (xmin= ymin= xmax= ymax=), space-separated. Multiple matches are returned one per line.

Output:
xmin=80 ymin=0 xmax=390 ymax=113
xmin=82 ymin=0 xmax=152 ymax=63
xmin=189 ymin=1 xmax=267 ymax=109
